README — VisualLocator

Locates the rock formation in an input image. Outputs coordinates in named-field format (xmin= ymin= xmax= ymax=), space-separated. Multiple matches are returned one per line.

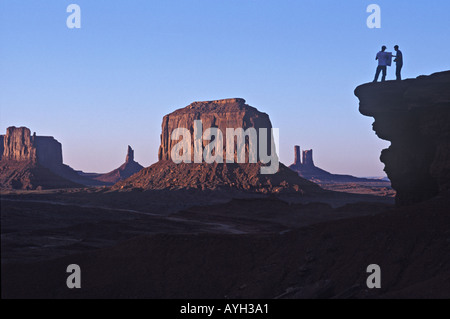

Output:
xmin=0 ymin=127 xmax=81 ymax=189
xmin=302 ymin=149 xmax=314 ymax=167
xmin=289 ymin=145 xmax=380 ymax=183
xmin=115 ymin=99 xmax=322 ymax=194
xmin=294 ymin=145 xmax=301 ymax=166
xmin=0 ymin=160 xmax=81 ymax=190
xmin=2 ymin=127 xmax=37 ymax=162
xmin=0 ymin=127 xmax=101 ymax=188
xmin=126 ymin=145 xmax=134 ymax=163
xmin=0 ymin=135 xmax=3 ymax=159
xmin=0 ymin=126 xmax=145 ymax=189
xmin=355 ymin=71 xmax=450 ymax=205
xmin=93 ymin=146 xmax=144 ymax=184
xmin=1 ymin=127 xmax=65 ymax=169
xmin=158 ymin=98 xmax=274 ymax=163
xmin=34 ymin=136 xmax=63 ymax=172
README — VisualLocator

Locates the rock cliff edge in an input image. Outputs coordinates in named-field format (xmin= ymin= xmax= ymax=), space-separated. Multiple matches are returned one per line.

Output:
xmin=355 ymin=71 xmax=450 ymax=205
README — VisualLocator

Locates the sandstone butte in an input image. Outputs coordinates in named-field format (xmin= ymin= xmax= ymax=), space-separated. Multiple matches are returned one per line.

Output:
xmin=0 ymin=126 xmax=80 ymax=189
xmin=0 ymin=127 xmax=144 ymax=189
xmin=288 ymin=146 xmax=380 ymax=183
xmin=114 ymin=98 xmax=323 ymax=194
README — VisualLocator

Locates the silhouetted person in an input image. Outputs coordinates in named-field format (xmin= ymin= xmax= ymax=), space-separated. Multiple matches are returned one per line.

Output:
xmin=373 ymin=46 xmax=388 ymax=82
xmin=393 ymin=45 xmax=403 ymax=80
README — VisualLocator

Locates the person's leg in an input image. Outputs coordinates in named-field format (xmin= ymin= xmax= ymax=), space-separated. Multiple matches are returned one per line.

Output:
xmin=396 ymin=64 xmax=402 ymax=80
xmin=381 ymin=66 xmax=386 ymax=82
xmin=373 ymin=66 xmax=381 ymax=82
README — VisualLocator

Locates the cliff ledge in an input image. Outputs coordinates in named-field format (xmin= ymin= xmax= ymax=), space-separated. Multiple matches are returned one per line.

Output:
xmin=355 ymin=71 xmax=450 ymax=205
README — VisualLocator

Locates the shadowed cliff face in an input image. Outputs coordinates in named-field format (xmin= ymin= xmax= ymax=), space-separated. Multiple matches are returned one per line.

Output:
xmin=355 ymin=71 xmax=450 ymax=205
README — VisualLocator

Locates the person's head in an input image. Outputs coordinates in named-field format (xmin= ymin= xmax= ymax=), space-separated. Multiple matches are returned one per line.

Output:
xmin=382 ymin=46 xmax=386 ymax=51
xmin=394 ymin=45 xmax=399 ymax=51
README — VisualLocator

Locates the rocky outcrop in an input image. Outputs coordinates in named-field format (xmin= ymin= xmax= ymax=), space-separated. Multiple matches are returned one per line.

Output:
xmin=2 ymin=127 xmax=37 ymax=162
xmin=294 ymin=145 xmax=301 ymax=166
xmin=0 ymin=126 xmax=108 ymax=188
xmin=302 ymin=150 xmax=314 ymax=167
xmin=0 ymin=135 xmax=3 ymax=160
xmin=125 ymin=145 xmax=134 ymax=163
xmin=0 ymin=126 xmax=145 ymax=188
xmin=93 ymin=146 xmax=144 ymax=184
xmin=289 ymin=145 xmax=379 ymax=184
xmin=158 ymin=98 xmax=274 ymax=163
xmin=0 ymin=160 xmax=81 ymax=190
xmin=355 ymin=71 xmax=450 ymax=205
xmin=115 ymin=99 xmax=322 ymax=194
xmin=1 ymin=126 xmax=63 ymax=170
xmin=0 ymin=127 xmax=81 ymax=189
xmin=114 ymin=160 xmax=321 ymax=193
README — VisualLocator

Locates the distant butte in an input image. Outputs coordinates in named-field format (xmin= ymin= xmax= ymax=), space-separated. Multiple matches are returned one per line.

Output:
xmin=289 ymin=145 xmax=381 ymax=183
xmin=0 ymin=126 xmax=80 ymax=189
xmin=114 ymin=98 xmax=323 ymax=194
xmin=0 ymin=126 xmax=143 ymax=189
xmin=158 ymin=98 xmax=272 ymax=162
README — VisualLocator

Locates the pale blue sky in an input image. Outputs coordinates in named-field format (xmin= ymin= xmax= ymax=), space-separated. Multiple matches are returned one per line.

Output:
xmin=1 ymin=0 xmax=449 ymax=176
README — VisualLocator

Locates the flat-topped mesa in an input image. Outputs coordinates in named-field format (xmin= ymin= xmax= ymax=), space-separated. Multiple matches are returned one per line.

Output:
xmin=1 ymin=126 xmax=63 ymax=168
xmin=0 ymin=126 xmax=112 ymax=188
xmin=355 ymin=71 xmax=450 ymax=205
xmin=158 ymin=98 xmax=276 ymax=164
xmin=0 ymin=126 xmax=80 ymax=189
xmin=115 ymin=98 xmax=322 ymax=193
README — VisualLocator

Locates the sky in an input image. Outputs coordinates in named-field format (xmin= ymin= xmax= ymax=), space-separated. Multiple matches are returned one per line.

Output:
xmin=1 ymin=0 xmax=449 ymax=176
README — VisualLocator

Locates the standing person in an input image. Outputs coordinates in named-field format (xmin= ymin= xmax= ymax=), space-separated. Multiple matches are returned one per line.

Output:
xmin=373 ymin=46 xmax=389 ymax=82
xmin=393 ymin=45 xmax=403 ymax=80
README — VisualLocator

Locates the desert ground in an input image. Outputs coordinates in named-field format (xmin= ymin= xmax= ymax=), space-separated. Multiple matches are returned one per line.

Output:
xmin=2 ymin=186 xmax=449 ymax=299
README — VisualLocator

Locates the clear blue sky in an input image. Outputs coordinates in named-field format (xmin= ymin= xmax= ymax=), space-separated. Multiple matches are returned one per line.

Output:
xmin=1 ymin=0 xmax=449 ymax=176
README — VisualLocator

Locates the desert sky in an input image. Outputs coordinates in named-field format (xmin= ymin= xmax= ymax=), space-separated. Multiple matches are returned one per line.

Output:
xmin=1 ymin=0 xmax=449 ymax=176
